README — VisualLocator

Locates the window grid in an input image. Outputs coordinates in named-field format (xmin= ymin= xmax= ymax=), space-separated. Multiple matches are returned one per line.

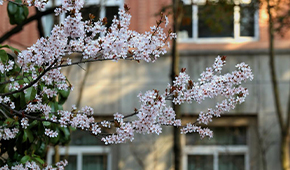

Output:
xmin=179 ymin=0 xmax=259 ymax=43
xmin=42 ymin=0 xmax=123 ymax=37
xmin=47 ymin=146 xmax=111 ymax=170
xmin=183 ymin=146 xmax=249 ymax=170
xmin=183 ymin=126 xmax=249 ymax=170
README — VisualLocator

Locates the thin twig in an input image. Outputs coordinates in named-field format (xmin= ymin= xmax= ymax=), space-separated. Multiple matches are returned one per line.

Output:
xmin=0 ymin=59 xmax=58 ymax=96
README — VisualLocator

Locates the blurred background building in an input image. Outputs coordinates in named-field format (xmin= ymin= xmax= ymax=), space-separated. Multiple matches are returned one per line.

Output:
xmin=1 ymin=0 xmax=290 ymax=170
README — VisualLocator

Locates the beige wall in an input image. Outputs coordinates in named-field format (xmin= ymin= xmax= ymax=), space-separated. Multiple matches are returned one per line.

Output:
xmin=1 ymin=1 xmax=290 ymax=170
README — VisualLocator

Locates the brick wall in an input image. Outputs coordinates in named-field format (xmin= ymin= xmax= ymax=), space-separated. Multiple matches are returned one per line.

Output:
xmin=1 ymin=0 xmax=290 ymax=51
xmin=0 ymin=4 xmax=39 ymax=50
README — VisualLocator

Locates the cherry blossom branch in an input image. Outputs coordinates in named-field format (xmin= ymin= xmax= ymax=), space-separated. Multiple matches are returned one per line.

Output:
xmin=0 ymin=7 xmax=57 ymax=43
xmin=0 ymin=59 xmax=58 ymax=97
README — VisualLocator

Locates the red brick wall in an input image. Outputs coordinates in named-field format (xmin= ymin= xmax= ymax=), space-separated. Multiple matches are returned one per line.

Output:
xmin=1 ymin=0 xmax=290 ymax=51
xmin=0 ymin=4 xmax=39 ymax=50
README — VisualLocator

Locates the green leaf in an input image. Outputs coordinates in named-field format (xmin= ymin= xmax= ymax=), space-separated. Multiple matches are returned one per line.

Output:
xmin=49 ymin=102 xmax=59 ymax=113
xmin=7 ymin=2 xmax=18 ymax=15
xmin=0 ymin=44 xmax=21 ymax=55
xmin=58 ymin=96 xmax=67 ymax=105
xmin=23 ymin=6 xmax=29 ymax=18
xmin=35 ymin=142 xmax=47 ymax=157
xmin=8 ymin=14 xmax=17 ymax=25
xmin=58 ymin=89 xmax=70 ymax=105
xmin=14 ymin=7 xmax=25 ymax=24
xmin=0 ymin=84 xmax=6 ymax=92
xmin=59 ymin=89 xmax=70 ymax=98
xmin=13 ymin=88 xmax=20 ymax=98
xmin=33 ymin=156 xmax=44 ymax=165
xmin=20 ymin=92 xmax=26 ymax=108
xmin=22 ymin=131 xmax=27 ymax=143
xmin=42 ymin=121 xmax=51 ymax=127
xmin=20 ymin=155 xmax=30 ymax=164
xmin=28 ymin=120 xmax=38 ymax=129
xmin=4 ymin=118 xmax=14 ymax=126
xmin=4 ymin=84 xmax=9 ymax=93
xmin=24 ymin=129 xmax=34 ymax=143
xmin=58 ymin=104 xmax=63 ymax=110
xmin=0 ymin=50 xmax=8 ymax=63
xmin=25 ymin=87 xmax=37 ymax=103
xmin=59 ymin=127 xmax=70 ymax=144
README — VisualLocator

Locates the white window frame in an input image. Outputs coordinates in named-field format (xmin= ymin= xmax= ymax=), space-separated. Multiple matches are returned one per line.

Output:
xmin=42 ymin=0 xmax=124 ymax=36
xmin=179 ymin=0 xmax=259 ymax=43
xmin=183 ymin=145 xmax=250 ymax=170
xmin=47 ymin=146 xmax=112 ymax=170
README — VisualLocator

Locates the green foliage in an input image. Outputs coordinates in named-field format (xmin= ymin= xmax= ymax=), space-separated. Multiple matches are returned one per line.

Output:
xmin=0 ymin=45 xmax=72 ymax=168
xmin=7 ymin=0 xmax=29 ymax=25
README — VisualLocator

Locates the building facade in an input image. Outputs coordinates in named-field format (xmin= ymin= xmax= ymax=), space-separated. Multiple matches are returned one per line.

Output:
xmin=1 ymin=0 xmax=290 ymax=170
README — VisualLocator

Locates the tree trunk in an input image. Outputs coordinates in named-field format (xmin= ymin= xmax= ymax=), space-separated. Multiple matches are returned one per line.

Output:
xmin=172 ymin=0 xmax=181 ymax=170
xmin=266 ymin=0 xmax=290 ymax=169
xmin=282 ymin=134 xmax=290 ymax=170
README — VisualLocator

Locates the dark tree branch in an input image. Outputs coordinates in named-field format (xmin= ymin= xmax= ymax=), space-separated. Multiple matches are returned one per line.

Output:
xmin=267 ymin=0 xmax=284 ymax=134
xmin=0 ymin=59 xmax=58 ymax=96
xmin=35 ymin=7 xmax=45 ymax=38
xmin=0 ymin=7 xmax=57 ymax=44
xmin=286 ymin=80 xmax=290 ymax=135
xmin=76 ymin=63 xmax=91 ymax=108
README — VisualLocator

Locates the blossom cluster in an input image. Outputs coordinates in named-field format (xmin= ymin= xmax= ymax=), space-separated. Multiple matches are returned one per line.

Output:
xmin=0 ymin=0 xmax=172 ymax=123
xmin=0 ymin=127 xmax=19 ymax=140
xmin=0 ymin=0 xmax=253 ymax=143
xmin=0 ymin=96 xmax=15 ymax=109
xmin=170 ymin=56 xmax=253 ymax=138
xmin=0 ymin=0 xmax=254 ymax=168
xmin=0 ymin=160 xmax=68 ymax=170
xmin=100 ymin=56 xmax=253 ymax=141
xmin=1 ymin=0 xmax=173 ymax=141
xmin=44 ymin=128 xmax=58 ymax=137
xmin=0 ymin=60 xmax=14 ymax=74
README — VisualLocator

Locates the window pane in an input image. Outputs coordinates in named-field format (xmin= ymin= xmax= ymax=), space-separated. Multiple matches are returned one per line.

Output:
xmin=188 ymin=155 xmax=213 ymax=170
xmin=81 ymin=5 xmax=101 ymax=21
xmin=53 ymin=155 xmax=77 ymax=170
xmin=240 ymin=4 xmax=255 ymax=37
xmin=186 ymin=127 xmax=247 ymax=145
xmin=179 ymin=5 xmax=193 ymax=38
xmin=198 ymin=4 xmax=234 ymax=38
xmin=106 ymin=6 xmax=119 ymax=28
xmin=219 ymin=154 xmax=245 ymax=170
xmin=70 ymin=130 xmax=106 ymax=145
xmin=82 ymin=154 xmax=107 ymax=170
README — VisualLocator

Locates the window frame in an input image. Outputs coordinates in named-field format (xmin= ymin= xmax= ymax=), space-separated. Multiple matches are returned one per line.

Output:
xmin=183 ymin=145 xmax=250 ymax=170
xmin=42 ymin=0 xmax=124 ymax=36
xmin=179 ymin=0 xmax=259 ymax=43
xmin=181 ymin=116 xmax=256 ymax=170
xmin=47 ymin=146 xmax=112 ymax=170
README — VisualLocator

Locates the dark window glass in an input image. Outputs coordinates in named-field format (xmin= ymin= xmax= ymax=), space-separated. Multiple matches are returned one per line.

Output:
xmin=186 ymin=127 xmax=247 ymax=145
xmin=219 ymin=154 xmax=245 ymax=170
xmin=179 ymin=5 xmax=193 ymax=38
xmin=70 ymin=129 xmax=106 ymax=145
xmin=188 ymin=155 xmax=213 ymax=170
xmin=198 ymin=4 xmax=234 ymax=38
xmin=240 ymin=4 xmax=255 ymax=37
xmin=81 ymin=5 xmax=101 ymax=21
xmin=53 ymin=155 xmax=77 ymax=170
xmin=83 ymin=154 xmax=107 ymax=170
xmin=80 ymin=5 xmax=119 ymax=28
xmin=106 ymin=6 xmax=119 ymax=28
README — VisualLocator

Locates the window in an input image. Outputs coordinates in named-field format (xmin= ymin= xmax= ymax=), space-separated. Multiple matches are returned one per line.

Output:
xmin=47 ymin=130 xmax=112 ymax=170
xmin=183 ymin=126 xmax=250 ymax=170
xmin=179 ymin=0 xmax=258 ymax=43
xmin=42 ymin=0 xmax=123 ymax=36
